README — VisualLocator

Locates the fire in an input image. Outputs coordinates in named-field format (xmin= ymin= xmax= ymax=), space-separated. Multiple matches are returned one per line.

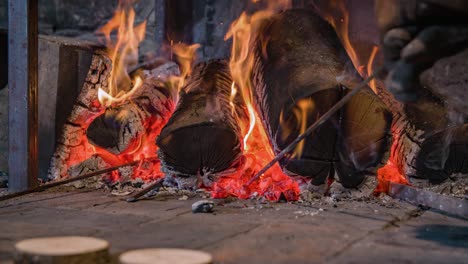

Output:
xmin=367 ymin=46 xmax=379 ymax=94
xmin=375 ymin=159 xmax=410 ymax=195
xmin=168 ymin=43 xmax=200 ymax=102
xmin=214 ymin=0 xmax=300 ymax=201
xmin=291 ymin=98 xmax=315 ymax=158
xmin=229 ymin=82 xmax=238 ymax=115
xmin=61 ymin=1 xmax=173 ymax=184
xmin=97 ymin=1 xmax=147 ymax=107
xmin=322 ymin=0 xmax=361 ymax=74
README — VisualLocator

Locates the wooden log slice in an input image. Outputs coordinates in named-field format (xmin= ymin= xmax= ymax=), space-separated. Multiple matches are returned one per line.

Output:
xmin=14 ymin=236 xmax=110 ymax=264
xmin=119 ymin=248 xmax=213 ymax=264
xmin=157 ymin=60 xmax=245 ymax=179
xmin=252 ymin=9 xmax=392 ymax=187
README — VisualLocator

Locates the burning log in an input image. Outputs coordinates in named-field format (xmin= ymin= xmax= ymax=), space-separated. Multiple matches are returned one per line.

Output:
xmin=48 ymin=53 xmax=177 ymax=180
xmin=252 ymin=9 xmax=392 ymax=187
xmin=86 ymin=102 xmax=148 ymax=155
xmin=371 ymin=50 xmax=468 ymax=184
xmin=86 ymin=63 xmax=177 ymax=155
xmin=157 ymin=60 xmax=246 ymax=181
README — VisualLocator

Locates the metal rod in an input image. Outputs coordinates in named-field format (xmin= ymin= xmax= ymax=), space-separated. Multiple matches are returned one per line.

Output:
xmin=0 ymin=160 xmax=141 ymax=202
xmin=389 ymin=182 xmax=468 ymax=218
xmin=126 ymin=178 xmax=164 ymax=202
xmin=8 ymin=0 xmax=39 ymax=191
xmin=246 ymin=67 xmax=385 ymax=186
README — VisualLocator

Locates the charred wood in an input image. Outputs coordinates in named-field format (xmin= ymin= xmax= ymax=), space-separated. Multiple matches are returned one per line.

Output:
xmin=252 ymin=9 xmax=392 ymax=187
xmin=157 ymin=60 xmax=246 ymax=181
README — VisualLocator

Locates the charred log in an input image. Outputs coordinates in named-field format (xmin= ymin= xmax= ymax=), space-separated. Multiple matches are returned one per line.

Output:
xmin=157 ymin=60 xmax=245 ymax=180
xmin=48 ymin=53 xmax=178 ymax=180
xmin=86 ymin=103 xmax=147 ymax=155
xmin=252 ymin=9 xmax=392 ymax=187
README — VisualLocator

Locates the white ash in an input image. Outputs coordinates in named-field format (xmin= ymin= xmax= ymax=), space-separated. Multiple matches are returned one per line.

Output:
xmin=329 ymin=175 xmax=377 ymax=200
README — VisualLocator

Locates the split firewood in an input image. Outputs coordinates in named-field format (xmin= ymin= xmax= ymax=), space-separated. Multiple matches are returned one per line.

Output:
xmin=14 ymin=236 xmax=110 ymax=264
xmin=252 ymin=9 xmax=392 ymax=187
xmin=48 ymin=53 xmax=112 ymax=180
xmin=157 ymin=60 xmax=247 ymax=185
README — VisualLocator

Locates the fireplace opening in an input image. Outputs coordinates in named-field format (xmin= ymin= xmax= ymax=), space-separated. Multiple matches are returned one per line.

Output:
xmin=1 ymin=0 xmax=467 ymax=263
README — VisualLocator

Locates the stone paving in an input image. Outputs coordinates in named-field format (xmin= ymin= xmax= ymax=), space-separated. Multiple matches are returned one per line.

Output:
xmin=0 ymin=188 xmax=466 ymax=263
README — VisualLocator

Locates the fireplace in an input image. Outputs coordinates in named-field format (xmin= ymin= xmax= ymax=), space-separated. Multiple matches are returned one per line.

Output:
xmin=1 ymin=0 xmax=467 ymax=263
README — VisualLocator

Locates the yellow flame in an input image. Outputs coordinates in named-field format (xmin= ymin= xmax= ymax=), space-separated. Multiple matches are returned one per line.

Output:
xmin=367 ymin=46 xmax=379 ymax=94
xmin=167 ymin=43 xmax=200 ymax=102
xmin=97 ymin=1 xmax=147 ymax=107
xmin=322 ymin=0 xmax=361 ymax=74
xmin=291 ymin=98 xmax=314 ymax=158
xmin=225 ymin=0 xmax=290 ymax=150
xmin=229 ymin=82 xmax=238 ymax=115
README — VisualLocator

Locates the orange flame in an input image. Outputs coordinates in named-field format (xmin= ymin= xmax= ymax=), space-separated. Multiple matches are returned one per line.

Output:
xmin=168 ymin=43 xmax=200 ymax=102
xmin=97 ymin=1 xmax=147 ymax=107
xmin=291 ymin=98 xmax=315 ymax=158
xmin=214 ymin=0 xmax=300 ymax=201
xmin=229 ymin=82 xmax=238 ymax=115
xmin=322 ymin=0 xmax=361 ymax=75
xmin=367 ymin=46 xmax=379 ymax=94
xmin=225 ymin=0 xmax=290 ymax=150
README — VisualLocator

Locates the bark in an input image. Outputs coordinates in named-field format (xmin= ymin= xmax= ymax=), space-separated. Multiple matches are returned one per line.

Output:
xmin=157 ymin=59 xmax=246 ymax=180
xmin=252 ymin=9 xmax=392 ymax=187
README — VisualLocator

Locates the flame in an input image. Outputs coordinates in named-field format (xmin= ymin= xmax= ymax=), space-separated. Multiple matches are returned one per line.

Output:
xmin=225 ymin=0 xmax=290 ymax=150
xmin=213 ymin=0 xmax=299 ymax=201
xmin=367 ymin=46 xmax=379 ymax=94
xmin=291 ymin=98 xmax=315 ymax=158
xmin=229 ymin=82 xmax=238 ymax=115
xmin=321 ymin=0 xmax=361 ymax=75
xmin=167 ymin=43 xmax=200 ymax=102
xmin=97 ymin=1 xmax=147 ymax=107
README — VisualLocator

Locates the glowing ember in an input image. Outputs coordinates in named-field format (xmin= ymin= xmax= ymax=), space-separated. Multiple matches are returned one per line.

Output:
xmin=375 ymin=160 xmax=410 ymax=195
xmin=216 ymin=0 xmax=300 ymax=201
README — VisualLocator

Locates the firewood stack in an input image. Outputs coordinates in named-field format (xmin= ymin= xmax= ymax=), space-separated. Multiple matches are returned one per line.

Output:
xmin=47 ymin=7 xmax=466 ymax=193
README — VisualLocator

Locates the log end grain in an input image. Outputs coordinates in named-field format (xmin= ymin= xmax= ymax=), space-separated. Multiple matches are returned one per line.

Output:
xmin=15 ymin=236 xmax=110 ymax=264
xmin=119 ymin=248 xmax=213 ymax=264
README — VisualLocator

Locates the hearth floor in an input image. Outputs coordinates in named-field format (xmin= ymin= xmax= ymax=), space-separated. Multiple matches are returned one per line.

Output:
xmin=0 ymin=187 xmax=466 ymax=264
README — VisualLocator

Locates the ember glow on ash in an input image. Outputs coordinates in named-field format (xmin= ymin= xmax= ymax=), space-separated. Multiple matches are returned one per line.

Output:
xmin=367 ymin=46 xmax=379 ymax=94
xmin=375 ymin=159 xmax=410 ymax=195
xmin=214 ymin=0 xmax=300 ymax=201
xmin=62 ymin=0 xmax=172 ymax=184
